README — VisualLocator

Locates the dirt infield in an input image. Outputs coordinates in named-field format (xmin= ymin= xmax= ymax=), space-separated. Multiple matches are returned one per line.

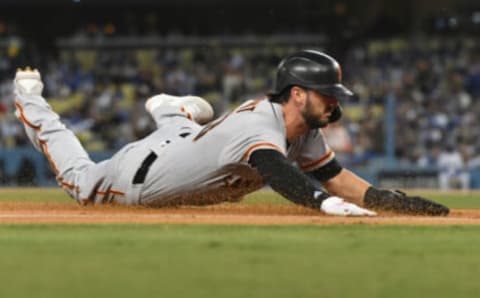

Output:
xmin=0 ymin=201 xmax=480 ymax=225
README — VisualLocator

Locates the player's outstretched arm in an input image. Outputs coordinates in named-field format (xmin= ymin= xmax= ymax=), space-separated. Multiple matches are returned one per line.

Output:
xmin=248 ymin=149 xmax=376 ymax=216
xmin=313 ymin=163 xmax=449 ymax=216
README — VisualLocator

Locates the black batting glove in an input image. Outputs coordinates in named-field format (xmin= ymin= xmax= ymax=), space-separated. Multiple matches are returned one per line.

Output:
xmin=363 ymin=187 xmax=449 ymax=216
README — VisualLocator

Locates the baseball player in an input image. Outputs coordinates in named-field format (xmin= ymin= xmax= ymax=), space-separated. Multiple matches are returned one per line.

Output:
xmin=12 ymin=50 xmax=449 ymax=216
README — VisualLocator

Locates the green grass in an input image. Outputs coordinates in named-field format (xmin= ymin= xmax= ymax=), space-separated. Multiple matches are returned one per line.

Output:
xmin=0 ymin=188 xmax=71 ymax=202
xmin=1 ymin=188 xmax=480 ymax=298
xmin=247 ymin=189 xmax=480 ymax=209
xmin=2 ymin=187 xmax=480 ymax=208
xmin=1 ymin=224 xmax=480 ymax=298
xmin=406 ymin=190 xmax=480 ymax=209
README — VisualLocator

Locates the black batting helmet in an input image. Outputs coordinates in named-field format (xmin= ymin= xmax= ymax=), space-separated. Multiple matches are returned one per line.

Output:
xmin=270 ymin=49 xmax=354 ymax=100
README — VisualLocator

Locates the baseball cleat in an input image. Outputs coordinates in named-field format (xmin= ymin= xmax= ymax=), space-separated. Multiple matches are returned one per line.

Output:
xmin=145 ymin=93 xmax=214 ymax=124
xmin=14 ymin=67 xmax=44 ymax=96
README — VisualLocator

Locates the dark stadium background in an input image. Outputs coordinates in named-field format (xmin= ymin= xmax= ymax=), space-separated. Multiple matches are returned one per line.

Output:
xmin=4 ymin=0 xmax=476 ymax=53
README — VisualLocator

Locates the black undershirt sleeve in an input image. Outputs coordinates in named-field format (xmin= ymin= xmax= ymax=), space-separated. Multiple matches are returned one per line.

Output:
xmin=248 ymin=149 xmax=330 ymax=209
xmin=308 ymin=158 xmax=343 ymax=182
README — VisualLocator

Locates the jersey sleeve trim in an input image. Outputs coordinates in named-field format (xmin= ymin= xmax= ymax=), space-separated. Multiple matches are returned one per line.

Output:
xmin=299 ymin=150 xmax=335 ymax=171
xmin=242 ymin=142 xmax=286 ymax=161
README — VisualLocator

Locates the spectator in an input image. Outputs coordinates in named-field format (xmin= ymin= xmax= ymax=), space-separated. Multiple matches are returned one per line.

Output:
xmin=437 ymin=143 xmax=470 ymax=191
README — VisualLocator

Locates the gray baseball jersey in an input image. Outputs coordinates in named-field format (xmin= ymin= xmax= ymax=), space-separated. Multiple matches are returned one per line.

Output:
xmin=15 ymin=92 xmax=335 ymax=207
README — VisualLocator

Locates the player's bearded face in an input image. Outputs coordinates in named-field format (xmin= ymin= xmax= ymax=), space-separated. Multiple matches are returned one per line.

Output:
xmin=301 ymin=93 xmax=332 ymax=129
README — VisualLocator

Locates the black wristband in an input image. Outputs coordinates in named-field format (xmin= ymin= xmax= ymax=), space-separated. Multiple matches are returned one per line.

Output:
xmin=363 ymin=186 xmax=386 ymax=206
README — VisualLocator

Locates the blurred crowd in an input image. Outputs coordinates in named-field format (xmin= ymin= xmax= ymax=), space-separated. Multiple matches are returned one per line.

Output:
xmin=1 ymin=34 xmax=480 ymax=189
xmin=345 ymin=37 xmax=480 ymax=160
xmin=338 ymin=37 xmax=480 ymax=189
xmin=0 ymin=46 xmax=290 ymax=151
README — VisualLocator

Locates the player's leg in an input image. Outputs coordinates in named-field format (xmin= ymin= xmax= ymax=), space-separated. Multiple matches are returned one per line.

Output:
xmin=13 ymin=68 xmax=114 ymax=203
xmin=145 ymin=93 xmax=214 ymax=126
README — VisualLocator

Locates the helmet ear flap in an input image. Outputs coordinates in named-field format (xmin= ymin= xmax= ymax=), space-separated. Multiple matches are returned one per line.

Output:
xmin=328 ymin=104 xmax=343 ymax=123
xmin=268 ymin=85 xmax=293 ymax=103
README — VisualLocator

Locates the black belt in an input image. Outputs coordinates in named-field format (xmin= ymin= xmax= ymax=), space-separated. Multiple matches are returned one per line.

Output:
xmin=132 ymin=152 xmax=158 ymax=184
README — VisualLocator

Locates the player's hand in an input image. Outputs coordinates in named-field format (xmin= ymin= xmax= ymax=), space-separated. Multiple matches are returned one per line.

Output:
xmin=392 ymin=190 xmax=449 ymax=216
xmin=321 ymin=196 xmax=377 ymax=217
xmin=364 ymin=187 xmax=449 ymax=216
